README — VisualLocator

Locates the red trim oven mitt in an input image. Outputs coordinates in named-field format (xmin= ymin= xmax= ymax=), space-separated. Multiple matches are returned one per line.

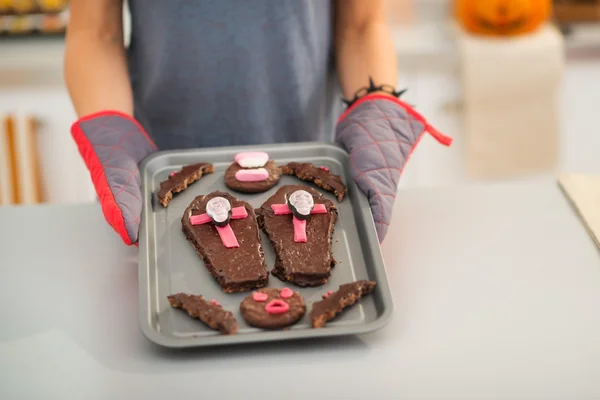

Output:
xmin=336 ymin=94 xmax=452 ymax=242
xmin=71 ymin=111 xmax=157 ymax=245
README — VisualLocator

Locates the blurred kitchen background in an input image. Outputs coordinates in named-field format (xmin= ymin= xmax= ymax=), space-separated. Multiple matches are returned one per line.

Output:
xmin=1 ymin=0 xmax=599 ymax=206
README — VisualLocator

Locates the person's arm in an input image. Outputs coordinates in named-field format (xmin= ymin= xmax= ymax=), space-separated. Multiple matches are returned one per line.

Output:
xmin=65 ymin=0 xmax=156 ymax=246
xmin=64 ymin=0 xmax=133 ymax=116
xmin=334 ymin=0 xmax=398 ymax=99
xmin=333 ymin=0 xmax=451 ymax=242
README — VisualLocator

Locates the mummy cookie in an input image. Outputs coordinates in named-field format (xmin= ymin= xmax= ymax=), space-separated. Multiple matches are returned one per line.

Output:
xmin=224 ymin=151 xmax=281 ymax=193
xmin=240 ymin=287 xmax=306 ymax=329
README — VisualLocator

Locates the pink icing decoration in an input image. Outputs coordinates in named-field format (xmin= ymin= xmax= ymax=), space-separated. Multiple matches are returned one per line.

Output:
xmin=271 ymin=203 xmax=328 ymax=243
xmin=312 ymin=204 xmax=327 ymax=213
xmin=209 ymin=299 xmax=220 ymax=306
xmin=190 ymin=207 xmax=246 ymax=225
xmin=253 ymin=292 xmax=268 ymax=302
xmin=272 ymin=204 xmax=292 ymax=215
xmin=323 ymin=290 xmax=334 ymax=299
xmin=280 ymin=287 xmax=293 ymax=299
xmin=170 ymin=171 xmax=177 ymax=177
xmin=319 ymin=166 xmax=330 ymax=172
xmin=231 ymin=206 xmax=248 ymax=219
xmin=265 ymin=300 xmax=290 ymax=315
xmin=235 ymin=168 xmax=269 ymax=182
xmin=190 ymin=213 xmax=212 ymax=225
xmin=189 ymin=206 xmax=249 ymax=247
xmin=293 ymin=217 xmax=307 ymax=243
xmin=272 ymin=203 xmax=326 ymax=215
xmin=215 ymin=224 xmax=239 ymax=248
xmin=234 ymin=151 xmax=269 ymax=168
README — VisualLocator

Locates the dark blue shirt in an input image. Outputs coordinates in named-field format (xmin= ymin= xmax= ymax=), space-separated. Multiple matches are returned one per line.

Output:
xmin=126 ymin=0 xmax=342 ymax=150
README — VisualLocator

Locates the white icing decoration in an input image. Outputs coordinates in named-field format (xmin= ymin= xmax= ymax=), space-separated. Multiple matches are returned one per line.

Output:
xmin=288 ymin=190 xmax=314 ymax=217
xmin=206 ymin=197 xmax=231 ymax=224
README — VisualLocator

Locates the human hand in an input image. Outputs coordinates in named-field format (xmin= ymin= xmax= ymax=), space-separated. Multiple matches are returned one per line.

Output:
xmin=335 ymin=94 xmax=452 ymax=242
xmin=71 ymin=111 xmax=157 ymax=245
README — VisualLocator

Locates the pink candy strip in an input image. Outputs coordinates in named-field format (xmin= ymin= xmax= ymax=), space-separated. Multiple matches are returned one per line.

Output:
xmin=231 ymin=206 xmax=248 ymax=219
xmin=280 ymin=287 xmax=293 ymax=299
xmin=272 ymin=203 xmax=328 ymax=242
xmin=252 ymin=291 xmax=268 ymax=302
xmin=265 ymin=300 xmax=290 ymax=315
xmin=272 ymin=203 xmax=326 ymax=215
xmin=215 ymin=224 xmax=240 ymax=248
xmin=235 ymin=168 xmax=269 ymax=182
xmin=190 ymin=208 xmax=247 ymax=225
xmin=190 ymin=213 xmax=211 ymax=225
xmin=271 ymin=204 xmax=292 ymax=215
xmin=293 ymin=217 xmax=307 ymax=243
xmin=312 ymin=204 xmax=327 ymax=213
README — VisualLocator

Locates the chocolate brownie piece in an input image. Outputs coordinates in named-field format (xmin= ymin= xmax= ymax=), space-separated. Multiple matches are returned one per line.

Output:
xmin=240 ymin=287 xmax=306 ymax=329
xmin=281 ymin=162 xmax=347 ymax=201
xmin=182 ymin=191 xmax=269 ymax=293
xmin=224 ymin=160 xmax=281 ymax=193
xmin=167 ymin=293 xmax=238 ymax=334
xmin=256 ymin=185 xmax=337 ymax=287
xmin=157 ymin=162 xmax=214 ymax=207
xmin=310 ymin=280 xmax=376 ymax=328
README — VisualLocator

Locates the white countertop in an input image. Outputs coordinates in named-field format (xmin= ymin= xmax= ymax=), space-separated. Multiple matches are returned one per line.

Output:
xmin=1 ymin=176 xmax=600 ymax=398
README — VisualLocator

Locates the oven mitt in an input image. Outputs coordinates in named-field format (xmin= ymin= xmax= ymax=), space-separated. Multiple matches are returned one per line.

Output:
xmin=336 ymin=94 xmax=453 ymax=242
xmin=71 ymin=111 xmax=157 ymax=246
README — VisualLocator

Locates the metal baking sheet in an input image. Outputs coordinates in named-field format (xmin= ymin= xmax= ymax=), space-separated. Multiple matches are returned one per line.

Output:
xmin=138 ymin=142 xmax=393 ymax=348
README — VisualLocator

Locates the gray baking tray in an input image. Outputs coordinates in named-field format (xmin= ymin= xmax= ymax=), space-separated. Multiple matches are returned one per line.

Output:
xmin=138 ymin=142 xmax=393 ymax=348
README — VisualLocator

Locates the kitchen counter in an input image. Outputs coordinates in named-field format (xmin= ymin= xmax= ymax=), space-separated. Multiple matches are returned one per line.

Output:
xmin=1 ymin=176 xmax=600 ymax=398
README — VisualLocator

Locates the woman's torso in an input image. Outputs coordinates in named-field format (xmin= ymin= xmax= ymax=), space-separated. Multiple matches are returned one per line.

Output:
xmin=126 ymin=0 xmax=340 ymax=150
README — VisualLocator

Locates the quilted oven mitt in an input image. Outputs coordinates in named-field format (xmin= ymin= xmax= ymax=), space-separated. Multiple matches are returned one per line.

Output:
xmin=71 ymin=111 xmax=157 ymax=245
xmin=336 ymin=94 xmax=453 ymax=242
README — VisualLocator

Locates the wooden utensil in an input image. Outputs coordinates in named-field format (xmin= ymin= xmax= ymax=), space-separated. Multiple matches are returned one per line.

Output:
xmin=28 ymin=116 xmax=44 ymax=203
xmin=4 ymin=115 xmax=21 ymax=204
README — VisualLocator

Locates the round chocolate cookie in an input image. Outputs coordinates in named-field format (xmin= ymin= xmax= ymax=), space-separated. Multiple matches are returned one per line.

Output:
xmin=224 ymin=160 xmax=281 ymax=193
xmin=240 ymin=287 xmax=306 ymax=329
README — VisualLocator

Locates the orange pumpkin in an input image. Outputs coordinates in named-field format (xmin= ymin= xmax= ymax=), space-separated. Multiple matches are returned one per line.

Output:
xmin=455 ymin=0 xmax=552 ymax=36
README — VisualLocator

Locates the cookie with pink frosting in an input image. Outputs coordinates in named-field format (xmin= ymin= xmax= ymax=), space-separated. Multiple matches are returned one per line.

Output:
xmin=224 ymin=151 xmax=281 ymax=193
xmin=239 ymin=287 xmax=306 ymax=329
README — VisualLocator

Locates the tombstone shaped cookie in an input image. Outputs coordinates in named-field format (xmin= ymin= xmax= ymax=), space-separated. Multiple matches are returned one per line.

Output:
xmin=182 ymin=191 xmax=269 ymax=293
xmin=224 ymin=151 xmax=281 ymax=193
xmin=240 ymin=287 xmax=306 ymax=329
xmin=256 ymin=185 xmax=338 ymax=287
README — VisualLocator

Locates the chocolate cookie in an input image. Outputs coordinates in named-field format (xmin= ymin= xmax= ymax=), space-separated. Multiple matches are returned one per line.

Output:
xmin=182 ymin=191 xmax=269 ymax=293
xmin=157 ymin=162 xmax=214 ymax=207
xmin=223 ymin=151 xmax=280 ymax=193
xmin=310 ymin=280 xmax=376 ymax=328
xmin=224 ymin=160 xmax=281 ymax=193
xmin=168 ymin=293 xmax=238 ymax=335
xmin=256 ymin=185 xmax=337 ymax=287
xmin=240 ymin=287 xmax=306 ymax=329
xmin=280 ymin=162 xmax=347 ymax=201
